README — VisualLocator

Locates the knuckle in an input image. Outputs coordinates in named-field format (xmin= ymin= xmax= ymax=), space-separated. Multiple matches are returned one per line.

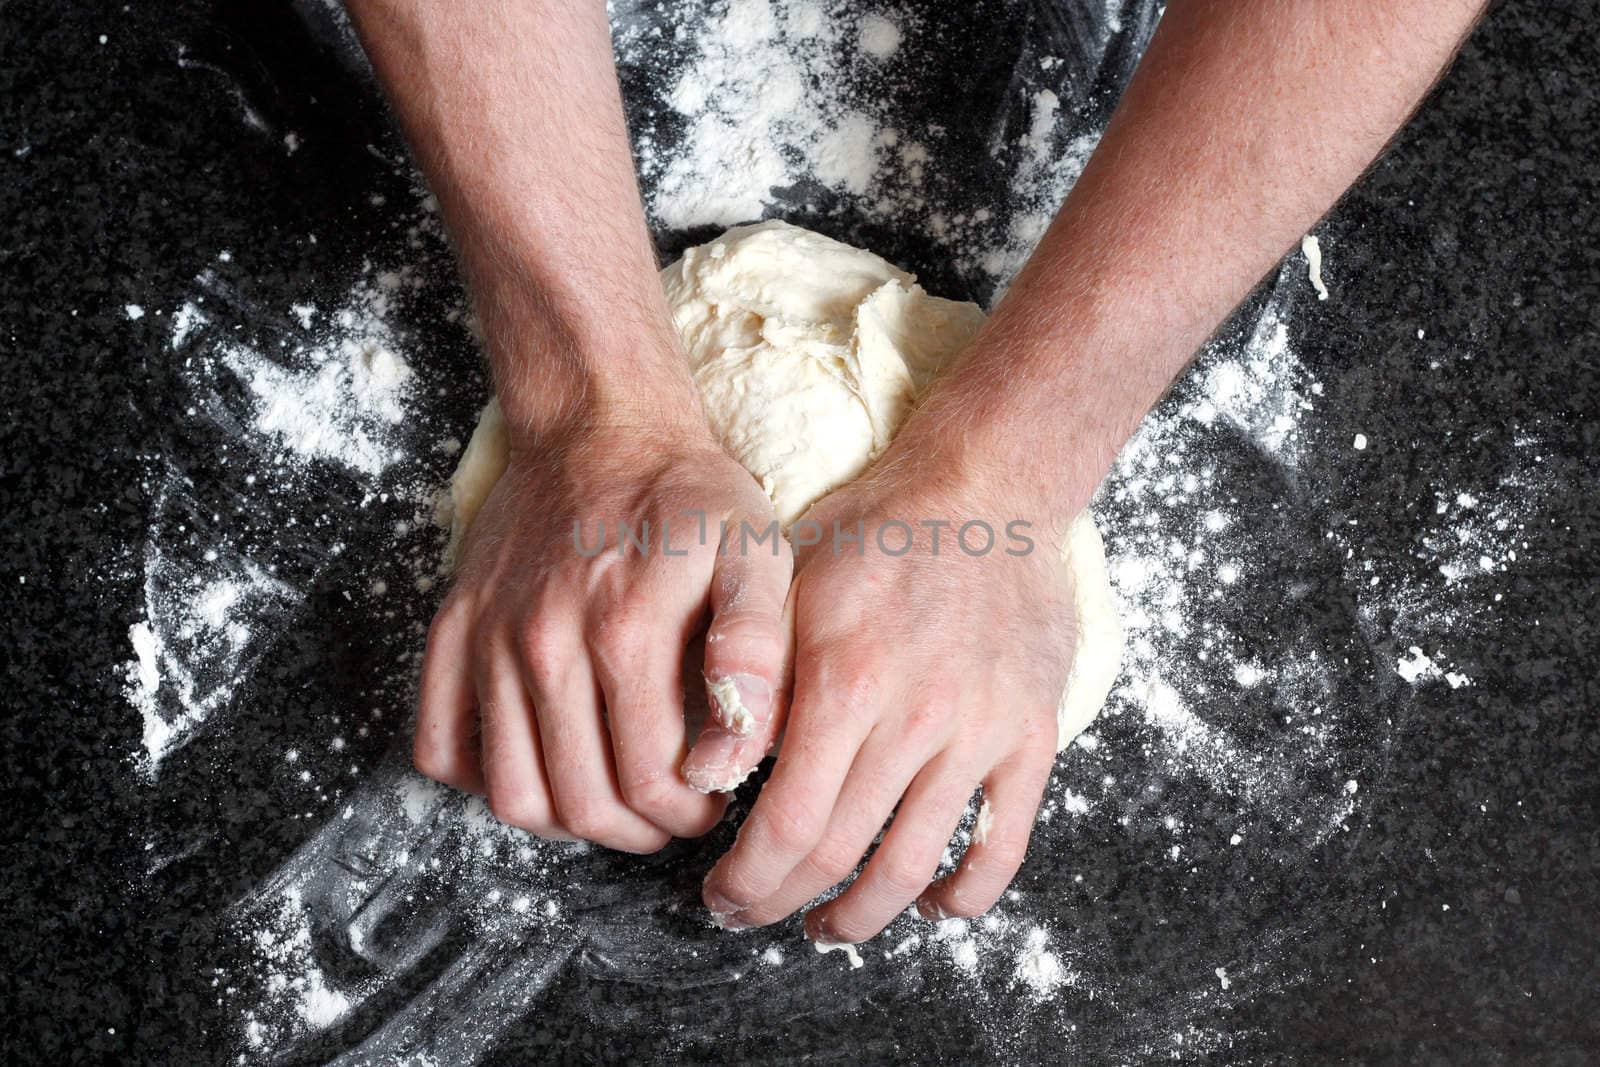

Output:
xmin=1021 ymin=709 xmax=1059 ymax=754
xmin=807 ymin=840 xmax=864 ymax=885
xmin=901 ymin=700 xmax=950 ymax=745
xmin=590 ymin=601 xmax=648 ymax=661
xmin=428 ymin=592 xmax=470 ymax=635
xmin=818 ymin=652 xmax=883 ymax=714
xmin=759 ymin=799 xmax=825 ymax=855
xmin=878 ymin=856 xmax=935 ymax=899
xmin=424 ymin=610 xmax=466 ymax=662
xmin=735 ymin=900 xmax=796 ymax=929
xmin=555 ymin=794 xmax=617 ymax=841
xmin=619 ymin=769 xmax=682 ymax=823
xmin=940 ymin=892 xmax=990 ymax=919
xmin=424 ymin=611 xmax=451 ymax=651
xmin=412 ymin=712 xmax=473 ymax=787
xmin=411 ymin=739 xmax=453 ymax=785
xmin=486 ymin=788 xmax=549 ymax=834
xmin=706 ymin=610 xmax=785 ymax=661
xmin=989 ymin=831 xmax=1032 ymax=869
xmin=517 ymin=617 xmax=565 ymax=673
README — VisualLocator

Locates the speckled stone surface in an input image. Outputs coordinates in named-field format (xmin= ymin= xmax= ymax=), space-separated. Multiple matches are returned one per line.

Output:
xmin=2 ymin=1 xmax=1597 ymax=1064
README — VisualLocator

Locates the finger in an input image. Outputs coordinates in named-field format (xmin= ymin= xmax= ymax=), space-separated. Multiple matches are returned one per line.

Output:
xmin=413 ymin=598 xmax=485 ymax=793
xmin=806 ymin=757 xmax=977 ymax=944
xmin=590 ymin=597 xmax=727 ymax=838
xmin=701 ymin=649 xmax=879 ymax=925
xmin=476 ymin=633 xmax=570 ymax=839
xmin=525 ymin=622 xmax=672 ymax=854
xmin=683 ymin=514 xmax=795 ymax=794
xmin=916 ymin=744 xmax=1055 ymax=920
xmin=730 ymin=727 xmax=929 ymax=929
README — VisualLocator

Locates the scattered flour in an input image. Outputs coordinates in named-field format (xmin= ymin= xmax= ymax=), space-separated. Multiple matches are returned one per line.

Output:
xmin=221 ymin=330 xmax=413 ymax=477
xmin=130 ymin=539 xmax=301 ymax=773
xmin=857 ymin=13 xmax=902 ymax=59
xmin=1015 ymin=927 xmax=1071 ymax=998
xmin=121 ymin=196 xmax=464 ymax=775
xmin=635 ymin=0 xmax=890 ymax=229
xmin=241 ymin=888 xmax=352 ymax=1051
xmin=1397 ymin=646 xmax=1441 ymax=684
xmin=972 ymin=797 xmax=995 ymax=845
xmin=115 ymin=5 xmax=1550 ymax=1064
xmin=619 ymin=0 xmax=1109 ymax=296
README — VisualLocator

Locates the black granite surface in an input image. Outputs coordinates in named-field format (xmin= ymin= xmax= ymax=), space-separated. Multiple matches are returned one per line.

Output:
xmin=3 ymin=1 xmax=1598 ymax=1064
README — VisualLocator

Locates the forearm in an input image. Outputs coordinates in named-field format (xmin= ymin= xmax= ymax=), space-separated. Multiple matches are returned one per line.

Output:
xmin=346 ymin=0 xmax=701 ymax=442
xmin=899 ymin=0 xmax=1487 ymax=519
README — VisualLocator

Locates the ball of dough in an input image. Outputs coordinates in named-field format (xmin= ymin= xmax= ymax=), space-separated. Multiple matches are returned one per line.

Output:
xmin=444 ymin=220 xmax=1122 ymax=749
xmin=663 ymin=221 xmax=987 ymax=525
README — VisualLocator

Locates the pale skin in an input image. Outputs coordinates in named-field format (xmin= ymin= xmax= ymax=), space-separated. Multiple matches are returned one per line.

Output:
xmin=347 ymin=0 xmax=1487 ymax=941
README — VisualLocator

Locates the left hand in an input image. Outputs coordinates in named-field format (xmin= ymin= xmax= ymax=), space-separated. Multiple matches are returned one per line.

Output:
xmin=688 ymin=457 xmax=1077 ymax=943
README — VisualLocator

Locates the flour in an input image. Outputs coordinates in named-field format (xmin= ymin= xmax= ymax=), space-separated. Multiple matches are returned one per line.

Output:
xmin=124 ymin=182 xmax=1535 ymax=1067
xmin=632 ymin=0 xmax=892 ymax=229
xmin=972 ymin=797 xmax=995 ymax=845
xmin=114 ymin=4 xmax=1551 ymax=1063
xmin=857 ymin=13 xmax=902 ymax=59
xmin=1191 ymin=302 xmax=1313 ymax=464
xmin=170 ymin=301 xmax=206 ymax=348
xmin=130 ymin=537 xmax=302 ymax=773
xmin=619 ymin=1 xmax=1106 ymax=296
xmin=241 ymin=887 xmax=352 ymax=1051
xmin=125 ymin=621 xmax=163 ymax=757
xmin=120 ymin=194 xmax=465 ymax=777
xmin=221 ymin=327 xmax=414 ymax=476
xmin=974 ymin=98 xmax=1099 ymax=286
xmin=1396 ymin=646 xmax=1460 ymax=686
xmin=1014 ymin=927 xmax=1071 ymax=998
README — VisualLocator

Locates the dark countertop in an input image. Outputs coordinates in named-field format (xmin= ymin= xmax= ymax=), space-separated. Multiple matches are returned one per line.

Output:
xmin=3 ymin=1 xmax=1598 ymax=1064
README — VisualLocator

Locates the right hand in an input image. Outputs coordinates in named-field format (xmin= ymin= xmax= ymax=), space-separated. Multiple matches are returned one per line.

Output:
xmin=414 ymin=410 xmax=793 ymax=853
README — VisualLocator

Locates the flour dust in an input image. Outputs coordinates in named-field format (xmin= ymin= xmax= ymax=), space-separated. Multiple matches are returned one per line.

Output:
xmin=109 ymin=2 xmax=1553 ymax=1064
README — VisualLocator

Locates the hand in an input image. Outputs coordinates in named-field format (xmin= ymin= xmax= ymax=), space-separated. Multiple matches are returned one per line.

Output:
xmin=414 ymin=410 xmax=793 ymax=853
xmin=693 ymin=460 xmax=1076 ymax=941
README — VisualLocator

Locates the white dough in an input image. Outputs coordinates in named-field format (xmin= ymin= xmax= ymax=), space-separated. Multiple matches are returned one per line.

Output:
xmin=446 ymin=220 xmax=1122 ymax=749
xmin=662 ymin=220 xmax=987 ymax=526
xmin=1302 ymin=233 xmax=1329 ymax=301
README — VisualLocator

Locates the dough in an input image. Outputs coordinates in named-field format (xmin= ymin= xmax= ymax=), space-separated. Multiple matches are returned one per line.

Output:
xmin=663 ymin=220 xmax=986 ymax=525
xmin=445 ymin=220 xmax=1121 ymax=749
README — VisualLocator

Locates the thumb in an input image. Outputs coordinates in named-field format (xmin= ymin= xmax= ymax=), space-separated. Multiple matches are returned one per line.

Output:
xmin=682 ymin=512 xmax=794 ymax=794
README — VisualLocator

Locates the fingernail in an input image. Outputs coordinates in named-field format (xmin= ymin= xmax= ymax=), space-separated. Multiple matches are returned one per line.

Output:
xmin=803 ymin=911 xmax=833 ymax=943
xmin=705 ymin=672 xmax=770 ymax=737
xmin=682 ymin=732 xmax=744 ymax=793
xmin=705 ymin=890 xmax=748 ymax=930
xmin=916 ymin=898 xmax=946 ymax=921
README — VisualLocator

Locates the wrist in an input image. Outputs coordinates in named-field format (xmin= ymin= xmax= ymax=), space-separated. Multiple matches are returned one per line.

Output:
xmin=883 ymin=359 xmax=1107 ymax=530
xmin=468 ymin=267 xmax=708 ymax=450
xmin=490 ymin=333 xmax=709 ymax=453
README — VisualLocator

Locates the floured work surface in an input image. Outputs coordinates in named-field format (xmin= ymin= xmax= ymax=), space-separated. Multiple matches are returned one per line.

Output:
xmin=24 ymin=0 xmax=1595 ymax=1063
